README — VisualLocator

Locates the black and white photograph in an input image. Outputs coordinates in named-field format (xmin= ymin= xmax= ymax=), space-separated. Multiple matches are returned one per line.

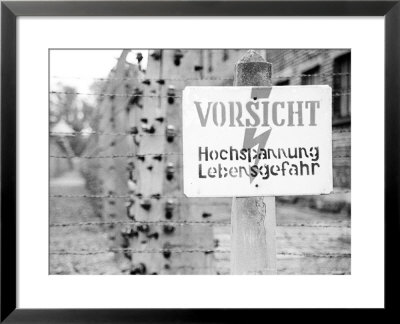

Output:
xmin=49 ymin=49 xmax=351 ymax=275
xmin=3 ymin=0 xmax=398 ymax=317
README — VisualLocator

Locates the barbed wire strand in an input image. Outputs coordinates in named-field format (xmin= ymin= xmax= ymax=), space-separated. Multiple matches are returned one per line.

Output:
xmin=49 ymin=188 xmax=351 ymax=199
xmin=49 ymin=249 xmax=351 ymax=258
xmin=278 ymin=252 xmax=351 ymax=258
xmin=49 ymin=220 xmax=350 ymax=228
xmin=50 ymin=152 xmax=179 ymax=159
xmin=50 ymin=91 xmax=180 ymax=99
xmin=49 ymin=152 xmax=350 ymax=159
xmin=50 ymin=220 xmax=231 ymax=227
xmin=276 ymin=223 xmax=350 ymax=228
xmin=50 ymin=131 xmax=169 ymax=137
xmin=50 ymin=248 xmax=228 ymax=255
xmin=50 ymin=90 xmax=351 ymax=98
xmin=51 ymin=72 xmax=350 ymax=82
xmin=49 ymin=128 xmax=351 ymax=138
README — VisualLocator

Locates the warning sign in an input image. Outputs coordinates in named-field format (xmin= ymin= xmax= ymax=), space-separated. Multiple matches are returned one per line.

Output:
xmin=182 ymin=86 xmax=333 ymax=197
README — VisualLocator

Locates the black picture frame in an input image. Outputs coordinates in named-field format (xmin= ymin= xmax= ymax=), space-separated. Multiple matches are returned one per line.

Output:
xmin=1 ymin=0 xmax=399 ymax=322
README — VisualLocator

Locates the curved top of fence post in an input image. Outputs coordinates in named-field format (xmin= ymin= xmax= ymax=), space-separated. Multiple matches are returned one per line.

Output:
xmin=237 ymin=50 xmax=265 ymax=63
xmin=234 ymin=50 xmax=272 ymax=87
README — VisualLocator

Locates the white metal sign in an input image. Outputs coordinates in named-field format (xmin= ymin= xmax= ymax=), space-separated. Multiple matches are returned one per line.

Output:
xmin=182 ymin=86 xmax=333 ymax=197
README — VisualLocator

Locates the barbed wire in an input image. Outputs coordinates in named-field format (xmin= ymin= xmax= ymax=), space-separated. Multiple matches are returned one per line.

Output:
xmin=49 ymin=91 xmax=351 ymax=98
xmin=51 ymin=72 xmax=350 ymax=82
xmin=50 ymin=248 xmax=228 ymax=255
xmin=49 ymin=152 xmax=350 ymax=159
xmin=49 ymin=188 xmax=351 ymax=199
xmin=50 ymin=131 xmax=170 ymax=137
xmin=170 ymin=265 xmax=230 ymax=271
xmin=49 ymin=248 xmax=350 ymax=258
xmin=50 ymin=194 xmax=130 ymax=198
xmin=49 ymin=152 xmax=179 ymax=159
xmin=50 ymin=220 xmax=350 ymax=229
xmin=278 ymin=252 xmax=351 ymax=258
xmin=277 ymin=222 xmax=350 ymax=228
xmin=50 ymin=91 xmax=180 ymax=99
xmin=49 ymin=194 xmax=233 ymax=207
xmin=49 ymin=128 xmax=351 ymax=138
xmin=50 ymin=220 xmax=231 ymax=227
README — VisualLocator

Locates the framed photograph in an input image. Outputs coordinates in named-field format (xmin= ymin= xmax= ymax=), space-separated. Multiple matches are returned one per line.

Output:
xmin=1 ymin=0 xmax=399 ymax=321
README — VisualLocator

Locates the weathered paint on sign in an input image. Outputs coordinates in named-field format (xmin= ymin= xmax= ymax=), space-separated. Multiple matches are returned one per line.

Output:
xmin=182 ymin=86 xmax=333 ymax=197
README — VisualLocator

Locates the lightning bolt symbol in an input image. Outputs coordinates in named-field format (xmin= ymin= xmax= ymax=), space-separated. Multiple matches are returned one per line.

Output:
xmin=243 ymin=127 xmax=272 ymax=183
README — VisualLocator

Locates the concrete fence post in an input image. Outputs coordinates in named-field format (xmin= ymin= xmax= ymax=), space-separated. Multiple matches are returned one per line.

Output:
xmin=230 ymin=50 xmax=277 ymax=275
